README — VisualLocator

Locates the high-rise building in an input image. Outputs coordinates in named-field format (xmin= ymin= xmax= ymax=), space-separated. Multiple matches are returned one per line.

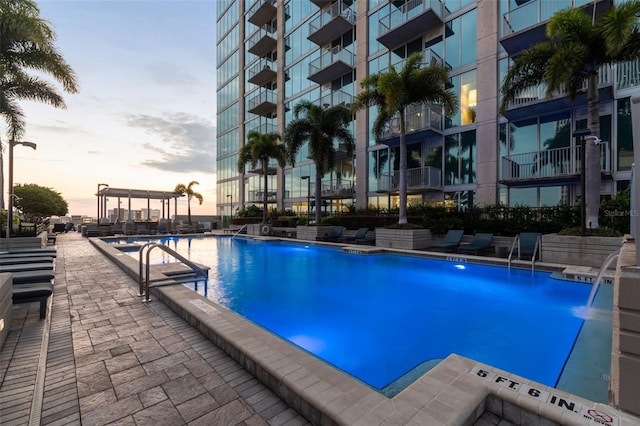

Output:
xmin=216 ymin=0 xmax=639 ymax=217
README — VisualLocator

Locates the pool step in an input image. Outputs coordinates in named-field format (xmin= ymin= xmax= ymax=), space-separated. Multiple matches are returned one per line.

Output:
xmin=562 ymin=266 xmax=615 ymax=284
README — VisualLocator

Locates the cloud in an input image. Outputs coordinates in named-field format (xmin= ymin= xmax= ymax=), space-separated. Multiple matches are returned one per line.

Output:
xmin=125 ymin=112 xmax=216 ymax=174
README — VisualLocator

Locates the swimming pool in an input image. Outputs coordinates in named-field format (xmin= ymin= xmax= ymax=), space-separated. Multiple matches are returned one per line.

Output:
xmin=119 ymin=235 xmax=591 ymax=391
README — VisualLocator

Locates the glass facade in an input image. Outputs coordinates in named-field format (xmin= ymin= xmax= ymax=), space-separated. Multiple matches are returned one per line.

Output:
xmin=217 ymin=0 xmax=640 ymax=217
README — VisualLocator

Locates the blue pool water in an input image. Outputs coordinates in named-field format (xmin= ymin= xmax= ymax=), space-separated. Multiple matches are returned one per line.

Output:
xmin=119 ymin=236 xmax=591 ymax=390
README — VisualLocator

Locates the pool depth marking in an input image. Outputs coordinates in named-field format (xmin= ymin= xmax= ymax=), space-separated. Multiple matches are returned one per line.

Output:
xmin=470 ymin=367 xmax=619 ymax=426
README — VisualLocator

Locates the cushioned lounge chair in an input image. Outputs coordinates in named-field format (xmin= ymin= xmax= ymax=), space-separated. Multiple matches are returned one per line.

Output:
xmin=316 ymin=226 xmax=345 ymax=242
xmin=338 ymin=228 xmax=369 ymax=243
xmin=1 ymin=262 xmax=54 ymax=273
xmin=3 ymin=248 xmax=56 ymax=256
xmin=11 ymin=270 xmax=55 ymax=284
xmin=13 ymin=282 xmax=53 ymax=319
xmin=355 ymin=230 xmax=376 ymax=245
xmin=457 ymin=233 xmax=494 ymax=255
xmin=429 ymin=229 xmax=464 ymax=252
xmin=517 ymin=232 xmax=542 ymax=260
xmin=0 ymin=256 xmax=55 ymax=265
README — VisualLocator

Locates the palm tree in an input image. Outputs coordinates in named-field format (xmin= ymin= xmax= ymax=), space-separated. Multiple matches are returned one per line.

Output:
xmin=284 ymin=101 xmax=355 ymax=225
xmin=500 ymin=2 xmax=640 ymax=228
xmin=174 ymin=181 xmax=203 ymax=225
xmin=0 ymin=0 xmax=79 ymax=209
xmin=351 ymin=52 xmax=457 ymax=224
xmin=237 ymin=130 xmax=286 ymax=224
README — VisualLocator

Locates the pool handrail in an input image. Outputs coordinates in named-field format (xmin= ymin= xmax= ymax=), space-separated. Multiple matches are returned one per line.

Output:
xmin=138 ymin=241 xmax=209 ymax=302
xmin=508 ymin=233 xmax=542 ymax=272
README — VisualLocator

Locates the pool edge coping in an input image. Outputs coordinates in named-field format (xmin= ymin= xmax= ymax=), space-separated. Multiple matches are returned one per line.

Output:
xmin=89 ymin=237 xmax=638 ymax=426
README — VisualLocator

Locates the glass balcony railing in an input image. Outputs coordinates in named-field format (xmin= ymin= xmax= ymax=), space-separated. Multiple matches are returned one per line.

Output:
xmin=308 ymin=0 xmax=355 ymax=38
xmin=501 ymin=144 xmax=611 ymax=182
xmin=382 ymin=105 xmax=443 ymax=138
xmin=308 ymin=45 xmax=355 ymax=77
xmin=319 ymin=89 xmax=353 ymax=109
xmin=377 ymin=167 xmax=442 ymax=192
xmin=378 ymin=0 xmax=445 ymax=38
xmin=617 ymin=59 xmax=640 ymax=90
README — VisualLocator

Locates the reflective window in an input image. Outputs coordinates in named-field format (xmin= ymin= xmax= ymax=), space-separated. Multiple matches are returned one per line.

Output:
xmin=445 ymin=130 xmax=476 ymax=184
xmin=617 ymin=98 xmax=634 ymax=171
xmin=447 ymin=69 xmax=477 ymax=128
xmin=285 ymin=1 xmax=314 ymax=32
xmin=368 ymin=7 xmax=385 ymax=56
xmin=444 ymin=9 xmax=477 ymax=70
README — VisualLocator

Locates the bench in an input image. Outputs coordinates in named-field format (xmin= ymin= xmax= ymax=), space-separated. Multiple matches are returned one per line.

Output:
xmin=12 ymin=282 xmax=53 ymax=319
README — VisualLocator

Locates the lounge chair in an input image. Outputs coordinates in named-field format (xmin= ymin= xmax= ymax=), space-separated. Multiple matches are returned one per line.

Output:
xmin=316 ymin=226 xmax=345 ymax=242
xmin=11 ymin=270 xmax=55 ymax=284
xmin=12 ymin=282 xmax=53 ymax=319
xmin=135 ymin=224 xmax=150 ymax=235
xmin=355 ymin=230 xmax=376 ymax=245
xmin=429 ymin=229 xmax=464 ymax=252
xmin=85 ymin=224 xmax=100 ymax=237
xmin=0 ymin=256 xmax=55 ymax=265
xmin=1 ymin=248 xmax=56 ymax=257
xmin=338 ymin=228 xmax=369 ymax=243
xmin=516 ymin=232 xmax=542 ymax=260
xmin=157 ymin=222 xmax=169 ymax=234
xmin=1 ymin=262 xmax=54 ymax=273
xmin=457 ymin=233 xmax=494 ymax=255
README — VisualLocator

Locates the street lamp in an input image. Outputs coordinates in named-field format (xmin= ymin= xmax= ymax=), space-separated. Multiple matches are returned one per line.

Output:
xmin=301 ymin=176 xmax=310 ymax=225
xmin=226 ymin=194 xmax=233 ymax=228
xmin=97 ymin=183 xmax=108 ymax=224
xmin=6 ymin=140 xmax=37 ymax=246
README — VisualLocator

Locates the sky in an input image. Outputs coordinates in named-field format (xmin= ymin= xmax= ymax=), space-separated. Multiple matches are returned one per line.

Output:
xmin=3 ymin=0 xmax=218 ymax=218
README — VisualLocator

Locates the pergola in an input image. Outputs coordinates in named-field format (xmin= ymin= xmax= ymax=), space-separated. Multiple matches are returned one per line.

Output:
xmin=96 ymin=186 xmax=184 ymax=223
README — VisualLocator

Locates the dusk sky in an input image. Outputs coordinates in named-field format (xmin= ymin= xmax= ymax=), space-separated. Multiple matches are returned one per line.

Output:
xmin=3 ymin=0 xmax=218 ymax=218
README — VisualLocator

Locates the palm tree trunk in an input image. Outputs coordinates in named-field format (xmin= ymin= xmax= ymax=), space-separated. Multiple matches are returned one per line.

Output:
xmin=398 ymin=110 xmax=408 ymax=224
xmin=315 ymin=175 xmax=322 ymax=224
xmin=586 ymin=73 xmax=601 ymax=229
xmin=262 ymin=162 xmax=268 ymax=224
xmin=0 ymin=136 xmax=4 ymax=210
xmin=187 ymin=196 xmax=192 ymax=224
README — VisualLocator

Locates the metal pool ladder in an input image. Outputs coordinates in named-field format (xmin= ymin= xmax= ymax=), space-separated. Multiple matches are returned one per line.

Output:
xmin=507 ymin=234 xmax=542 ymax=272
xmin=138 ymin=241 xmax=209 ymax=302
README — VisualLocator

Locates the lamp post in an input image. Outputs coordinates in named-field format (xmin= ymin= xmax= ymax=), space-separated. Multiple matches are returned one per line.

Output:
xmin=97 ymin=183 xmax=108 ymax=224
xmin=573 ymin=129 xmax=591 ymax=236
xmin=6 ymin=140 xmax=37 ymax=246
xmin=226 ymin=194 xmax=233 ymax=228
xmin=301 ymin=176 xmax=310 ymax=225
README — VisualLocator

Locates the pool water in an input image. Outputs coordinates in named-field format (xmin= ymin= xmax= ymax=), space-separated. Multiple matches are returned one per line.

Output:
xmin=123 ymin=236 xmax=591 ymax=390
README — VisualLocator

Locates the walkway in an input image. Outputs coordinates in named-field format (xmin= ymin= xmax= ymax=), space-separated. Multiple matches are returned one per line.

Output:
xmin=0 ymin=232 xmax=310 ymax=425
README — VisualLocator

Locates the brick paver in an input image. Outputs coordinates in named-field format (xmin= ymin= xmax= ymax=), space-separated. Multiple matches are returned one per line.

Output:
xmin=0 ymin=232 xmax=310 ymax=425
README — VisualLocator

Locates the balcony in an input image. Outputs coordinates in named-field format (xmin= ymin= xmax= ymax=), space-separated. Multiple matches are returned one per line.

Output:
xmin=380 ymin=49 xmax=452 ymax=75
xmin=248 ymin=58 xmax=277 ymax=87
xmin=380 ymin=104 xmax=443 ymax=147
xmin=319 ymin=89 xmax=353 ymax=110
xmin=308 ymin=1 xmax=356 ymax=46
xmin=247 ymin=0 xmax=276 ymax=28
xmin=310 ymin=0 xmax=332 ymax=7
xmin=378 ymin=0 xmax=446 ymax=50
xmin=247 ymin=190 xmax=277 ymax=203
xmin=248 ymin=23 xmax=277 ymax=57
xmin=248 ymin=89 xmax=277 ymax=117
xmin=617 ymin=58 xmax=640 ymax=90
xmin=308 ymin=45 xmax=356 ymax=85
xmin=502 ymin=65 xmax=613 ymax=121
xmin=377 ymin=167 xmax=442 ymax=193
xmin=321 ymin=181 xmax=355 ymax=199
xmin=501 ymin=0 xmax=612 ymax=56
xmin=246 ymin=122 xmax=277 ymax=135
xmin=500 ymin=144 xmax=611 ymax=185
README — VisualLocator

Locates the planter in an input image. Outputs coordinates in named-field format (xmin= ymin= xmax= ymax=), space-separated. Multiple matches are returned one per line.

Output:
xmin=540 ymin=234 xmax=624 ymax=267
xmin=295 ymin=226 xmax=336 ymax=241
xmin=375 ymin=228 xmax=432 ymax=250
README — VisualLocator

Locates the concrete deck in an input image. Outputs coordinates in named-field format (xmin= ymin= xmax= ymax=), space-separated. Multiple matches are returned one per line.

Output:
xmin=0 ymin=232 xmax=309 ymax=425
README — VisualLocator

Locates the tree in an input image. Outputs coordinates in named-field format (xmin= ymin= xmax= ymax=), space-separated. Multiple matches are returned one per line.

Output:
xmin=352 ymin=52 xmax=457 ymax=224
xmin=174 ymin=181 xmax=203 ymax=225
xmin=237 ymin=130 xmax=286 ymax=225
xmin=0 ymin=0 xmax=79 ymax=209
xmin=12 ymin=183 xmax=68 ymax=225
xmin=284 ymin=101 xmax=355 ymax=224
xmin=500 ymin=2 xmax=640 ymax=228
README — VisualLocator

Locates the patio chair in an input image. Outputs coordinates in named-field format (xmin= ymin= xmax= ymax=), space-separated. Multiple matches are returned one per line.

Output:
xmin=316 ymin=226 xmax=345 ymax=242
xmin=457 ymin=233 xmax=494 ymax=255
xmin=12 ymin=282 xmax=53 ymax=319
xmin=516 ymin=232 xmax=542 ymax=260
xmin=1 ymin=262 xmax=54 ymax=273
xmin=11 ymin=270 xmax=55 ymax=284
xmin=355 ymin=230 xmax=376 ymax=245
xmin=157 ymin=222 xmax=169 ymax=234
xmin=429 ymin=229 xmax=464 ymax=252
xmin=338 ymin=227 xmax=369 ymax=243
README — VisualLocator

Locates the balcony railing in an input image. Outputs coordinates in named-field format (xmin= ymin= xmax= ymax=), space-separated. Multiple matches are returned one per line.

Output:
xmin=247 ymin=190 xmax=277 ymax=203
xmin=382 ymin=105 xmax=442 ymax=139
xmin=378 ymin=0 xmax=446 ymax=49
xmin=308 ymin=1 xmax=355 ymax=46
xmin=506 ymin=64 xmax=612 ymax=109
xmin=377 ymin=167 xmax=442 ymax=192
xmin=248 ymin=57 xmax=277 ymax=86
xmin=321 ymin=181 xmax=354 ymax=198
xmin=247 ymin=89 xmax=277 ymax=116
xmin=247 ymin=23 xmax=277 ymax=57
xmin=501 ymin=144 xmax=611 ymax=182
xmin=247 ymin=0 xmax=277 ymax=27
xmin=308 ymin=45 xmax=356 ymax=84
xmin=319 ymin=89 xmax=353 ymax=110
xmin=617 ymin=59 xmax=640 ymax=90
xmin=246 ymin=121 xmax=277 ymax=135
xmin=380 ymin=48 xmax=451 ymax=75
